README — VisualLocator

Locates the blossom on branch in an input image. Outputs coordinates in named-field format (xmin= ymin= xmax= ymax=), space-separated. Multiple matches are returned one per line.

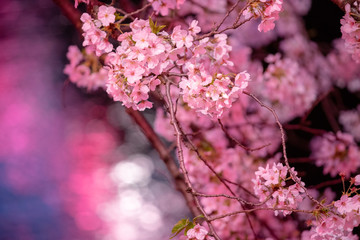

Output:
xmin=341 ymin=3 xmax=360 ymax=63
xmin=243 ymin=0 xmax=283 ymax=32
xmin=64 ymin=45 xmax=108 ymax=91
xmin=310 ymin=131 xmax=360 ymax=177
xmin=253 ymin=162 xmax=305 ymax=216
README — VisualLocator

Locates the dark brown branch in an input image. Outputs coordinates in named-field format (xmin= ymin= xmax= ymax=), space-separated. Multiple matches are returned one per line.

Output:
xmin=125 ymin=108 xmax=202 ymax=217
xmin=53 ymin=0 xmax=83 ymax=33
xmin=164 ymin=81 xmax=222 ymax=240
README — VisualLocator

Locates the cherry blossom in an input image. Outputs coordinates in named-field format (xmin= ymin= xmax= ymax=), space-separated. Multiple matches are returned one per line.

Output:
xmin=97 ymin=5 xmax=116 ymax=27
xmin=253 ymin=162 xmax=305 ymax=216
xmin=187 ymin=224 xmax=208 ymax=240
xmin=354 ymin=175 xmax=360 ymax=185
xmin=253 ymin=53 xmax=317 ymax=122
xmin=64 ymin=46 xmax=108 ymax=91
xmin=341 ymin=3 xmax=360 ymax=63
xmin=310 ymin=131 xmax=360 ymax=177
xmin=243 ymin=0 xmax=283 ymax=32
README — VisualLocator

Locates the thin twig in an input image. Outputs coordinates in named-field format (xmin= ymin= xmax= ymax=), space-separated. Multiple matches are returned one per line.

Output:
xmin=53 ymin=0 xmax=83 ymax=33
xmin=164 ymin=80 xmax=222 ymax=240
xmin=125 ymin=108 xmax=202 ymax=217
xmin=242 ymin=91 xmax=324 ymax=207
xmin=218 ymin=119 xmax=271 ymax=152
xmin=118 ymin=2 xmax=152 ymax=24
xmin=214 ymin=0 xmax=243 ymax=32
xmin=209 ymin=207 xmax=314 ymax=221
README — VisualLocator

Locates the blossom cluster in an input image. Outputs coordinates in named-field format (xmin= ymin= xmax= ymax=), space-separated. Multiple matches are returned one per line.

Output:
xmin=253 ymin=162 xmax=305 ymax=216
xmin=173 ymin=28 xmax=250 ymax=117
xmin=64 ymin=45 xmax=108 ymax=91
xmin=180 ymin=63 xmax=250 ymax=117
xmin=310 ymin=131 xmax=360 ymax=177
xmin=255 ymin=53 xmax=317 ymax=122
xmin=303 ymin=180 xmax=360 ymax=240
xmin=80 ymin=6 xmax=115 ymax=56
xmin=104 ymin=16 xmax=250 ymax=115
xmin=106 ymin=18 xmax=168 ymax=110
xmin=243 ymin=0 xmax=283 ymax=32
xmin=341 ymin=3 xmax=360 ymax=63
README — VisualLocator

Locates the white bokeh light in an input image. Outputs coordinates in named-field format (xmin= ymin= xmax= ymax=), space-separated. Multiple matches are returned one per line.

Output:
xmin=110 ymin=154 xmax=154 ymax=186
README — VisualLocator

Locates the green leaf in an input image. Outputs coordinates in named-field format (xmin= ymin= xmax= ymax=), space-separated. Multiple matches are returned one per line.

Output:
xmin=149 ymin=18 xmax=166 ymax=34
xmin=184 ymin=222 xmax=195 ymax=235
xmin=115 ymin=12 xmax=123 ymax=21
xmin=193 ymin=214 xmax=205 ymax=222
xmin=158 ymin=24 xmax=166 ymax=32
xmin=149 ymin=18 xmax=155 ymax=32
xmin=170 ymin=218 xmax=189 ymax=239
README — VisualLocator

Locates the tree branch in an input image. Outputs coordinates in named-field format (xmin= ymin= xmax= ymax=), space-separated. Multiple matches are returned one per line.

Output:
xmin=53 ymin=0 xmax=83 ymax=33
xmin=125 ymin=108 xmax=202 ymax=217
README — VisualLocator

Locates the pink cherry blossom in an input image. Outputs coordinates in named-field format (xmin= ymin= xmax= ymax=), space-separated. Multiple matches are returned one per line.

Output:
xmin=97 ymin=5 xmax=116 ymax=27
xmin=341 ymin=3 xmax=360 ymax=63
xmin=243 ymin=0 xmax=283 ymax=32
xmin=310 ymin=131 xmax=360 ymax=177
xmin=187 ymin=224 xmax=208 ymax=240
xmin=354 ymin=175 xmax=360 ymax=185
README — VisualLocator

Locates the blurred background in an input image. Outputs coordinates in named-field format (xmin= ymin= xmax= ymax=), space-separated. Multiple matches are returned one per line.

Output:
xmin=0 ymin=0 xmax=189 ymax=239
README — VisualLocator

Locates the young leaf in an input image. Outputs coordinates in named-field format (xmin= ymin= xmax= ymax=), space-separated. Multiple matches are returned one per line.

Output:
xmin=184 ymin=222 xmax=195 ymax=235
xmin=170 ymin=218 xmax=189 ymax=239
xmin=193 ymin=214 xmax=205 ymax=222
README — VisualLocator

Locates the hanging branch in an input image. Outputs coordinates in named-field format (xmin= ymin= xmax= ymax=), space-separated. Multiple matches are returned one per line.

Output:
xmin=53 ymin=0 xmax=83 ymax=33
xmin=125 ymin=108 xmax=202 ymax=217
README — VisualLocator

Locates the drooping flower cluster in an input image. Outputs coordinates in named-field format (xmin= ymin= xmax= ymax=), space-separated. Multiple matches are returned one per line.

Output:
xmin=64 ymin=45 xmax=108 ymax=91
xmin=310 ymin=131 xmax=360 ymax=177
xmin=243 ymin=0 xmax=283 ymax=32
xmin=253 ymin=162 xmax=305 ymax=216
xmin=340 ymin=3 xmax=360 ymax=63
xmin=80 ymin=6 xmax=115 ymax=56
